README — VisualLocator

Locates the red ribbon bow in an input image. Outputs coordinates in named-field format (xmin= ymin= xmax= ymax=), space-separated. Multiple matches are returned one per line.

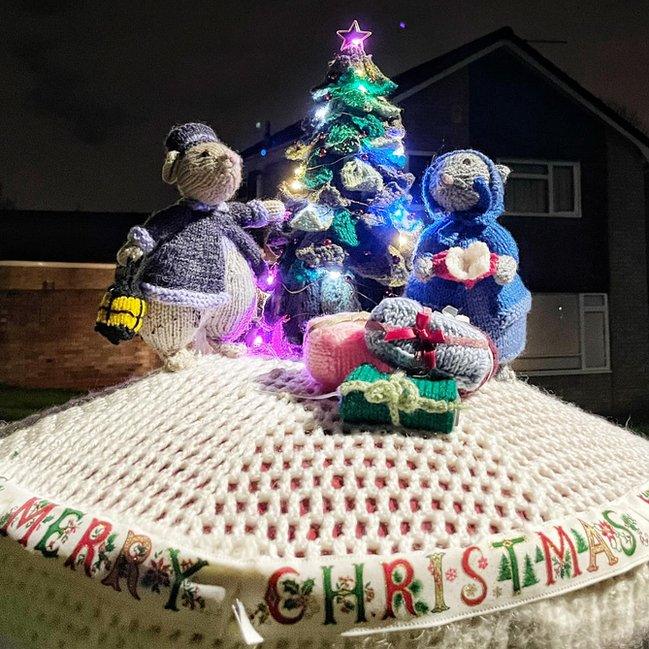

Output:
xmin=384 ymin=310 xmax=446 ymax=369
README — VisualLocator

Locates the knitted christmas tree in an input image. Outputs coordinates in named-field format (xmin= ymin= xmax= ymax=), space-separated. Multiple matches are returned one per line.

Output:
xmin=267 ymin=21 xmax=418 ymax=342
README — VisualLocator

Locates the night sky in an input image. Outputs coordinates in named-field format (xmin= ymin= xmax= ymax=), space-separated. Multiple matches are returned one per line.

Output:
xmin=1 ymin=0 xmax=647 ymax=212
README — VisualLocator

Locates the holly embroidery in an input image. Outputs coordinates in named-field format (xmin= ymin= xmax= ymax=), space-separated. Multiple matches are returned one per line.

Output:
xmin=142 ymin=552 xmax=171 ymax=593
xmin=181 ymin=581 xmax=205 ymax=610
xmin=552 ymin=550 xmax=572 ymax=580
xmin=92 ymin=532 xmax=118 ymax=574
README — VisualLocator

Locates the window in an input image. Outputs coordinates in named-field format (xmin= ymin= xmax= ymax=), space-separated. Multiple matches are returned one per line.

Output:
xmin=514 ymin=293 xmax=610 ymax=375
xmin=499 ymin=159 xmax=581 ymax=217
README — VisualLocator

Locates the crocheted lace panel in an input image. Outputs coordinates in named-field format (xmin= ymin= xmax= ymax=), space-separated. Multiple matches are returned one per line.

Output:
xmin=1 ymin=355 xmax=648 ymax=561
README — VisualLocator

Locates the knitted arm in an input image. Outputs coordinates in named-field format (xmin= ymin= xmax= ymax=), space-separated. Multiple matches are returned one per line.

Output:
xmin=484 ymin=225 xmax=519 ymax=285
xmin=116 ymin=206 xmax=177 ymax=266
xmin=228 ymin=198 xmax=285 ymax=228
xmin=410 ymin=222 xmax=446 ymax=281
xmin=228 ymin=199 xmax=285 ymax=229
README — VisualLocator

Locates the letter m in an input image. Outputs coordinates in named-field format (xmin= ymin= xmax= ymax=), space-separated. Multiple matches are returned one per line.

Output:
xmin=0 ymin=498 xmax=56 ymax=547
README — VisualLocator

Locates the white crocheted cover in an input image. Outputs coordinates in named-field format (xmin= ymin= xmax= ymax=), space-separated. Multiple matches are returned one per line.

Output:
xmin=1 ymin=355 xmax=648 ymax=649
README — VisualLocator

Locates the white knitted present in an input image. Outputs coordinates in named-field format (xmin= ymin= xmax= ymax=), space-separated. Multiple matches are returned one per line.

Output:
xmin=1 ymin=355 xmax=648 ymax=649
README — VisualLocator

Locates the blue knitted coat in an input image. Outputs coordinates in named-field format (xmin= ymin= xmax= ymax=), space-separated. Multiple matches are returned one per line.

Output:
xmin=128 ymin=199 xmax=269 ymax=309
xmin=406 ymin=150 xmax=531 ymax=364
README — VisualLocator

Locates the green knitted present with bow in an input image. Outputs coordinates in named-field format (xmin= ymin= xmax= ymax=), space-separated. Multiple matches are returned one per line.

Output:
xmin=339 ymin=364 xmax=460 ymax=433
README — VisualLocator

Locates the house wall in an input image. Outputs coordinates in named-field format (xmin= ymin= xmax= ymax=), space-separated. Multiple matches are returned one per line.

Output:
xmin=0 ymin=262 xmax=159 ymax=391
xmin=464 ymin=48 xmax=627 ymax=414
xmin=605 ymin=130 xmax=649 ymax=416
xmin=467 ymin=48 xmax=610 ymax=293
xmin=399 ymin=68 xmax=471 ymax=153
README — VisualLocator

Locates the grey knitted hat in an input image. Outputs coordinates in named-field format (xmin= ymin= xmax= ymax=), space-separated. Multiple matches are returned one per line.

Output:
xmin=164 ymin=122 xmax=218 ymax=155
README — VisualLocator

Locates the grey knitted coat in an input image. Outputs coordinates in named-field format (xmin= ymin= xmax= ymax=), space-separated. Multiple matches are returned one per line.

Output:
xmin=127 ymin=199 xmax=269 ymax=308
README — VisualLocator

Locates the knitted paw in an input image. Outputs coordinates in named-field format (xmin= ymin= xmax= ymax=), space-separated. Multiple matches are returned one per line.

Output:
xmin=162 ymin=348 xmax=198 ymax=372
xmin=412 ymin=254 xmax=434 ymax=281
xmin=116 ymin=245 xmax=143 ymax=267
xmin=208 ymin=341 xmax=247 ymax=358
xmin=494 ymin=255 xmax=517 ymax=285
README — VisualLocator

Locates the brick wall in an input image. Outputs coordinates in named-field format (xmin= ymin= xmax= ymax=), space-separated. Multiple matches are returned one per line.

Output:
xmin=0 ymin=262 xmax=160 ymax=390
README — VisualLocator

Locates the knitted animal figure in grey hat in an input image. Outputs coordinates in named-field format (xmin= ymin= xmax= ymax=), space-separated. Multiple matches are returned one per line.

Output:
xmin=116 ymin=122 xmax=285 ymax=370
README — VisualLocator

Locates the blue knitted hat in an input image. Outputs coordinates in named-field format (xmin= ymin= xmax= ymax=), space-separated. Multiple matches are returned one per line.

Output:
xmin=165 ymin=123 xmax=218 ymax=155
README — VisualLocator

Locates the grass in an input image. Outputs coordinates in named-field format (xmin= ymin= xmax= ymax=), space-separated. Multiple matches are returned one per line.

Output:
xmin=0 ymin=384 xmax=82 ymax=422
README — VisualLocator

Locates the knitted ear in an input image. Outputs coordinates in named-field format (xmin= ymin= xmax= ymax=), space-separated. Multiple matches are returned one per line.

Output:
xmin=161 ymin=150 xmax=180 ymax=184
xmin=496 ymin=164 xmax=511 ymax=185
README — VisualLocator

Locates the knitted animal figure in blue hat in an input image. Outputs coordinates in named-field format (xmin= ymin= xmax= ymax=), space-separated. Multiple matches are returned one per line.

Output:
xmin=116 ymin=123 xmax=285 ymax=370
xmin=406 ymin=150 xmax=531 ymax=364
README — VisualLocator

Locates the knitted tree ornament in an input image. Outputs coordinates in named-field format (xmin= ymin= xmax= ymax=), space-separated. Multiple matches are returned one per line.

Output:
xmin=288 ymin=203 xmax=334 ymax=232
xmin=330 ymin=209 xmax=359 ymax=247
xmin=1 ymin=355 xmax=649 ymax=649
xmin=340 ymin=158 xmax=384 ymax=193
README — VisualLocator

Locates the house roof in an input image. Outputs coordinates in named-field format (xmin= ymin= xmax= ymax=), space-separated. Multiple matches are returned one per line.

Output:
xmin=241 ymin=26 xmax=649 ymax=160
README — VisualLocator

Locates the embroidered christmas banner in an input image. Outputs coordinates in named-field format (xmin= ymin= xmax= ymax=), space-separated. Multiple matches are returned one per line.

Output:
xmin=1 ymin=478 xmax=649 ymax=642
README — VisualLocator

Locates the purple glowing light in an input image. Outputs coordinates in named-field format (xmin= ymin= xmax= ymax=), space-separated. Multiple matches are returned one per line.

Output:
xmin=399 ymin=21 xmax=406 ymax=29
xmin=253 ymin=335 xmax=264 ymax=347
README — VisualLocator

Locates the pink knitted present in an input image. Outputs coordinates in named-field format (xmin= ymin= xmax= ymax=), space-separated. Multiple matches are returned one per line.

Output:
xmin=303 ymin=312 xmax=391 ymax=390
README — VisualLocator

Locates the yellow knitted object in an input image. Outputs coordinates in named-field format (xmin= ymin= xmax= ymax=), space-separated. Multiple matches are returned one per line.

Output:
xmin=96 ymin=293 xmax=147 ymax=334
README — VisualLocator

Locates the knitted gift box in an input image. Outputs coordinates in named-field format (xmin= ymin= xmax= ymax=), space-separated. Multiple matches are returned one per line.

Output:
xmin=303 ymin=312 xmax=391 ymax=390
xmin=1 ymin=355 xmax=649 ymax=649
xmin=365 ymin=297 xmax=497 ymax=394
xmin=339 ymin=364 xmax=460 ymax=433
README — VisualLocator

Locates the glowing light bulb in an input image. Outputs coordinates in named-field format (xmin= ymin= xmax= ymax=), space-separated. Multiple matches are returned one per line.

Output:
xmin=315 ymin=105 xmax=329 ymax=121
xmin=357 ymin=83 xmax=368 ymax=93
xmin=290 ymin=179 xmax=303 ymax=191
xmin=328 ymin=270 xmax=341 ymax=279
xmin=265 ymin=271 xmax=276 ymax=287
xmin=398 ymin=233 xmax=407 ymax=246
xmin=260 ymin=148 xmax=268 ymax=157
xmin=394 ymin=143 xmax=405 ymax=156
xmin=253 ymin=335 xmax=263 ymax=347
